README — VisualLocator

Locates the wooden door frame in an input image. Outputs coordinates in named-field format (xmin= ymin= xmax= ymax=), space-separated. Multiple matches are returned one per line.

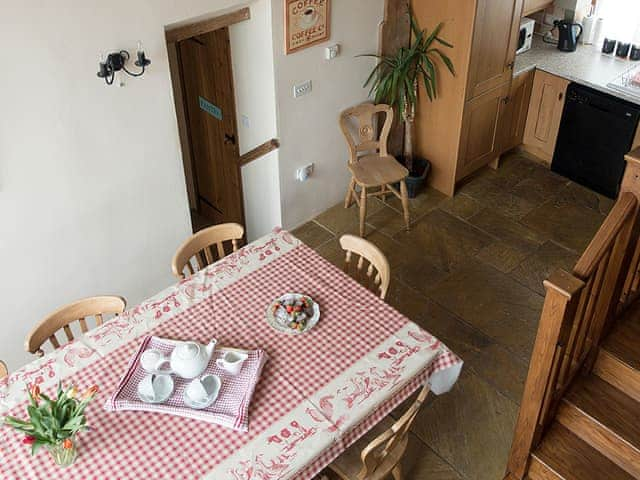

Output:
xmin=165 ymin=8 xmax=250 ymax=230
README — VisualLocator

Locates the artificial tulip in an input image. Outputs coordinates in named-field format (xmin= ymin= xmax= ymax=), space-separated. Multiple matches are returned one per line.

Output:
xmin=28 ymin=384 xmax=40 ymax=401
xmin=82 ymin=385 xmax=98 ymax=399
xmin=62 ymin=438 xmax=73 ymax=450
xmin=22 ymin=436 xmax=35 ymax=445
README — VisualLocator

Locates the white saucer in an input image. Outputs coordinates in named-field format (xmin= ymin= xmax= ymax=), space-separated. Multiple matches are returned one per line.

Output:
xmin=183 ymin=375 xmax=221 ymax=410
xmin=137 ymin=375 xmax=174 ymax=404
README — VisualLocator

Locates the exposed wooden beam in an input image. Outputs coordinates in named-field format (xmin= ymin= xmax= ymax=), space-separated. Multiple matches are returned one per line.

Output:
xmin=165 ymin=8 xmax=250 ymax=44
xmin=239 ymin=138 xmax=280 ymax=167
xmin=379 ymin=0 xmax=411 ymax=158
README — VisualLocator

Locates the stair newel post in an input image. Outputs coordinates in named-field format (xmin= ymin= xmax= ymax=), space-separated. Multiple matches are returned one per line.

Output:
xmin=505 ymin=270 xmax=584 ymax=480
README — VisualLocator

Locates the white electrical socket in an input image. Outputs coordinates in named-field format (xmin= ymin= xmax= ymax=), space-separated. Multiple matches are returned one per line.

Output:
xmin=325 ymin=44 xmax=340 ymax=60
xmin=293 ymin=80 xmax=312 ymax=98
xmin=296 ymin=163 xmax=314 ymax=182
xmin=241 ymin=115 xmax=250 ymax=128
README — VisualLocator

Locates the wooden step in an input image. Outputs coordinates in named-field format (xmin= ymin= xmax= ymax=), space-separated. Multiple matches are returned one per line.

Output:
xmin=556 ymin=374 xmax=640 ymax=477
xmin=595 ymin=303 xmax=640 ymax=402
xmin=529 ymin=423 xmax=634 ymax=480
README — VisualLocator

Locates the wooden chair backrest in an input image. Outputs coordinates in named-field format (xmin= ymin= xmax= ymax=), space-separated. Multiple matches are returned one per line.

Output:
xmin=172 ymin=223 xmax=244 ymax=279
xmin=25 ymin=296 xmax=127 ymax=357
xmin=357 ymin=384 xmax=429 ymax=479
xmin=339 ymin=104 xmax=393 ymax=163
xmin=340 ymin=234 xmax=391 ymax=300
xmin=0 ymin=360 xmax=7 ymax=380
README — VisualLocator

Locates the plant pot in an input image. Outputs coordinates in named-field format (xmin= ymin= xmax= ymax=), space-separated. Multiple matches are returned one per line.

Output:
xmin=405 ymin=157 xmax=430 ymax=199
xmin=47 ymin=437 xmax=77 ymax=468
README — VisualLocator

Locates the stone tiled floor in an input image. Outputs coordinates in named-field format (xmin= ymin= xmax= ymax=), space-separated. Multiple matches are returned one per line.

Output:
xmin=299 ymin=153 xmax=614 ymax=480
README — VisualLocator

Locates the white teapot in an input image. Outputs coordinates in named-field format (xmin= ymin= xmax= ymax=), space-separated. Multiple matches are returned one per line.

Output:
xmin=170 ymin=339 xmax=217 ymax=379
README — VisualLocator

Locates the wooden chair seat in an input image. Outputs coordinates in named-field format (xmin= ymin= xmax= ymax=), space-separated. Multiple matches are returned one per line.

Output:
xmin=25 ymin=296 xmax=126 ymax=357
xmin=328 ymin=420 xmax=407 ymax=480
xmin=340 ymin=103 xmax=410 ymax=237
xmin=0 ymin=360 xmax=7 ymax=380
xmin=348 ymin=154 xmax=409 ymax=188
xmin=326 ymin=384 xmax=430 ymax=480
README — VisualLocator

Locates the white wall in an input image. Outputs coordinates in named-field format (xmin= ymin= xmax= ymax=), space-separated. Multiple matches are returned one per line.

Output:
xmin=0 ymin=0 xmax=383 ymax=370
xmin=229 ymin=0 xmax=282 ymax=241
xmin=271 ymin=0 xmax=385 ymax=229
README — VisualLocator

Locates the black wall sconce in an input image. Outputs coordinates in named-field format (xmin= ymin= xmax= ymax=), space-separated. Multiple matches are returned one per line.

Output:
xmin=97 ymin=41 xmax=151 ymax=85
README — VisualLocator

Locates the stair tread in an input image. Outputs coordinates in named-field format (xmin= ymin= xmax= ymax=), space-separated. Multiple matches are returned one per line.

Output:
xmin=564 ymin=374 xmax=640 ymax=450
xmin=602 ymin=301 xmax=640 ymax=370
xmin=533 ymin=423 xmax=635 ymax=480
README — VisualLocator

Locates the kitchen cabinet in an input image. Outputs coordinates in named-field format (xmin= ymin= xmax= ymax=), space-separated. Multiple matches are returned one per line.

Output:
xmin=467 ymin=0 xmax=524 ymax=100
xmin=412 ymin=0 xmax=525 ymax=195
xmin=522 ymin=70 xmax=570 ymax=165
xmin=523 ymin=0 xmax=553 ymax=17
xmin=499 ymin=69 xmax=534 ymax=153
xmin=458 ymin=82 xmax=512 ymax=180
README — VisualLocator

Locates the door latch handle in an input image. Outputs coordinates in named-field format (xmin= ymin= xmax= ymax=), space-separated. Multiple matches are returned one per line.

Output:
xmin=506 ymin=61 xmax=514 ymax=70
xmin=224 ymin=133 xmax=236 ymax=145
xmin=502 ymin=96 xmax=511 ymax=104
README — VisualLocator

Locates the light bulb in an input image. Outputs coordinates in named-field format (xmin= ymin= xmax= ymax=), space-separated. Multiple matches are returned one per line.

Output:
xmin=137 ymin=40 xmax=144 ymax=54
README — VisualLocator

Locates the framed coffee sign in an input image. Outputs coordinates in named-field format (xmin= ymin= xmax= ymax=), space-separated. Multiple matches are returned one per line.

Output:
xmin=285 ymin=0 xmax=331 ymax=54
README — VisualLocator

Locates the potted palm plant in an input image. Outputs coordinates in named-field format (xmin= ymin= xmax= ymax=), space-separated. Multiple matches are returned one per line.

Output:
xmin=362 ymin=9 xmax=455 ymax=197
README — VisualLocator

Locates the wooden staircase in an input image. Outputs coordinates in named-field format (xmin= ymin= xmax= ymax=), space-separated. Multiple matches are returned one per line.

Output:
xmin=505 ymin=149 xmax=640 ymax=480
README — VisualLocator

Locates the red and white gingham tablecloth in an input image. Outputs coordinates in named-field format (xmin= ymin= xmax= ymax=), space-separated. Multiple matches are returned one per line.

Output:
xmin=0 ymin=228 xmax=462 ymax=480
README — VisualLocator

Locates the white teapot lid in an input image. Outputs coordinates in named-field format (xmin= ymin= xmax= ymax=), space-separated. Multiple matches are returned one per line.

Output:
xmin=174 ymin=342 xmax=200 ymax=360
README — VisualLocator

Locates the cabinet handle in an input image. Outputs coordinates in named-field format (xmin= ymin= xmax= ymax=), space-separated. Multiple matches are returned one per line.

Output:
xmin=506 ymin=61 xmax=514 ymax=70
xmin=558 ymin=92 xmax=564 ymax=101
xmin=502 ymin=96 xmax=511 ymax=104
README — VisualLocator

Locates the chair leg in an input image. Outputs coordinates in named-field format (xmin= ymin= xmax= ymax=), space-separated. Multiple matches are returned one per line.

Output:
xmin=399 ymin=180 xmax=410 ymax=231
xmin=392 ymin=464 xmax=403 ymax=480
xmin=345 ymin=177 xmax=356 ymax=208
xmin=359 ymin=186 xmax=367 ymax=237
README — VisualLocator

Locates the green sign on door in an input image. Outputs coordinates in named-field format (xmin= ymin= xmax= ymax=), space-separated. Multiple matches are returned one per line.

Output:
xmin=199 ymin=96 xmax=223 ymax=121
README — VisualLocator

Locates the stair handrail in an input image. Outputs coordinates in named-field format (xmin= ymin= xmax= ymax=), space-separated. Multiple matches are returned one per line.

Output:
xmin=504 ymin=152 xmax=640 ymax=480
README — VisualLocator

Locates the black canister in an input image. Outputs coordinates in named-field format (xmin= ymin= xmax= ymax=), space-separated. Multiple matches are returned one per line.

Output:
xmin=631 ymin=45 xmax=640 ymax=61
xmin=602 ymin=38 xmax=617 ymax=54
xmin=617 ymin=42 xmax=631 ymax=58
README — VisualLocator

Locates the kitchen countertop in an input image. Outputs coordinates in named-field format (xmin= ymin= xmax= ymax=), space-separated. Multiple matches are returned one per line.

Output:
xmin=514 ymin=35 xmax=640 ymax=105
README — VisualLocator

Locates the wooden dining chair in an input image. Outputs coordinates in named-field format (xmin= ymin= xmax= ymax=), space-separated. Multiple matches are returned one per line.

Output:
xmin=171 ymin=223 xmax=245 ymax=279
xmin=340 ymin=234 xmax=391 ymax=300
xmin=340 ymin=103 xmax=410 ymax=238
xmin=0 ymin=360 xmax=7 ymax=380
xmin=327 ymin=384 xmax=430 ymax=480
xmin=25 ymin=296 xmax=127 ymax=357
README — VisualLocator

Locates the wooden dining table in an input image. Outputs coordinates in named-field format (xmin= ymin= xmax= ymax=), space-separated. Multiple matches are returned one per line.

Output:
xmin=0 ymin=228 xmax=462 ymax=479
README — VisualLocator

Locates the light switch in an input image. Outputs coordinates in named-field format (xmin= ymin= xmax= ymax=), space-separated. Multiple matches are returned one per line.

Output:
xmin=293 ymin=80 xmax=312 ymax=98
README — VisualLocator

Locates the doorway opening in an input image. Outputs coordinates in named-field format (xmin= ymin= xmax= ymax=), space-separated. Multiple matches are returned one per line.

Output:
xmin=166 ymin=10 xmax=249 ymax=233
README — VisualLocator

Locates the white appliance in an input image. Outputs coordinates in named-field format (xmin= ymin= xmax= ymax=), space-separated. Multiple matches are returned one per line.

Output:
xmin=517 ymin=17 xmax=535 ymax=55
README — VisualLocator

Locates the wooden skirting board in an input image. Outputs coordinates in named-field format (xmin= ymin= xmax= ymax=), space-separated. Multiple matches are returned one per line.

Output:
xmin=239 ymin=138 xmax=280 ymax=166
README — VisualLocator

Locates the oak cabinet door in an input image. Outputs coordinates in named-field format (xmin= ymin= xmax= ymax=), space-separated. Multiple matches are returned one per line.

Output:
xmin=522 ymin=70 xmax=570 ymax=165
xmin=499 ymin=69 xmax=535 ymax=153
xmin=458 ymin=82 xmax=512 ymax=180
xmin=523 ymin=0 xmax=553 ymax=16
xmin=466 ymin=0 xmax=523 ymax=100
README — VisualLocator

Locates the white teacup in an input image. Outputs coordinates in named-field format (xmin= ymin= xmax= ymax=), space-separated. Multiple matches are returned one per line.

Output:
xmin=216 ymin=351 xmax=248 ymax=376
xmin=140 ymin=349 xmax=172 ymax=374
xmin=184 ymin=374 xmax=221 ymax=409
xmin=137 ymin=374 xmax=174 ymax=403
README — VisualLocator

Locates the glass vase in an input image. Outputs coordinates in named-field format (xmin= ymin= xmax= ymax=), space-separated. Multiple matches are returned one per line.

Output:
xmin=47 ymin=437 xmax=77 ymax=467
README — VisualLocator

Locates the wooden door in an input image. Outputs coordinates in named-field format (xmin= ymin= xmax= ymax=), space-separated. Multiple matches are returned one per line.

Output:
xmin=458 ymin=81 xmax=511 ymax=180
xmin=499 ymin=69 xmax=534 ymax=154
xmin=466 ymin=0 xmax=523 ymax=100
xmin=177 ymin=28 xmax=244 ymax=227
xmin=522 ymin=70 xmax=570 ymax=165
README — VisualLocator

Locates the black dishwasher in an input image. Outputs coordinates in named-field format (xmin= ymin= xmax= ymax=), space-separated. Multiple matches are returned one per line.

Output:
xmin=551 ymin=83 xmax=640 ymax=199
